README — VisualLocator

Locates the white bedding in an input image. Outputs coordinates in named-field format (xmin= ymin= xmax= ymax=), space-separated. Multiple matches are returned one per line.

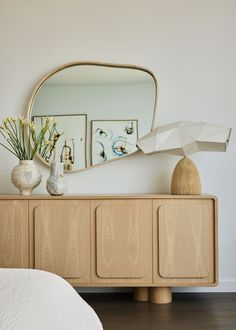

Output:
xmin=0 ymin=269 xmax=103 ymax=330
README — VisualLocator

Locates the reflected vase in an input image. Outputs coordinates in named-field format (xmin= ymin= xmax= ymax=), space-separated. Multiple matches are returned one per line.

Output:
xmin=46 ymin=162 xmax=67 ymax=196
xmin=11 ymin=160 xmax=42 ymax=195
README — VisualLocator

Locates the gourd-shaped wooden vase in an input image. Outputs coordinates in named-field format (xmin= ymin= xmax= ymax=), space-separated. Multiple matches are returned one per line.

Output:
xmin=171 ymin=157 xmax=201 ymax=195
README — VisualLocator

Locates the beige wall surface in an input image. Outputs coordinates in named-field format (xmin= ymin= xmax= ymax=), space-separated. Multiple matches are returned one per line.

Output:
xmin=0 ymin=0 xmax=235 ymax=291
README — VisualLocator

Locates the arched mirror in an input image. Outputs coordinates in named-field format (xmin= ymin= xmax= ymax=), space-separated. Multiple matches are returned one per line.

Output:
xmin=27 ymin=62 xmax=157 ymax=172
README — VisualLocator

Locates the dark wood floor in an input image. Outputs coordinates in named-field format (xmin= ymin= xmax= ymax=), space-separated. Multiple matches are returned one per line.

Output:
xmin=80 ymin=292 xmax=236 ymax=330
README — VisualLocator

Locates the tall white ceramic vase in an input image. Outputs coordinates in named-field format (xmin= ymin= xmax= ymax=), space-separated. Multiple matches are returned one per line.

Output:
xmin=11 ymin=160 xmax=42 ymax=195
xmin=46 ymin=162 xmax=66 ymax=196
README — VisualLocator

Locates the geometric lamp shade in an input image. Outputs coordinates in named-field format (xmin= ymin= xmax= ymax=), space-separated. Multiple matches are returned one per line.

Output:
xmin=137 ymin=121 xmax=231 ymax=157
xmin=137 ymin=121 xmax=232 ymax=195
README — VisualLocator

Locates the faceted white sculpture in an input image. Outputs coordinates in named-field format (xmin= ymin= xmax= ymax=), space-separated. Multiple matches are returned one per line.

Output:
xmin=137 ymin=121 xmax=231 ymax=156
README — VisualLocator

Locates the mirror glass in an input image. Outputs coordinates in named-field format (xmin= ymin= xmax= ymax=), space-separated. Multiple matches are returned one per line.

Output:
xmin=28 ymin=63 xmax=157 ymax=172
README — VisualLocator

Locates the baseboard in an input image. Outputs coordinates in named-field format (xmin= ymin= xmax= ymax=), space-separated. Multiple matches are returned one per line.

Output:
xmin=173 ymin=280 xmax=236 ymax=292
xmin=76 ymin=280 xmax=236 ymax=293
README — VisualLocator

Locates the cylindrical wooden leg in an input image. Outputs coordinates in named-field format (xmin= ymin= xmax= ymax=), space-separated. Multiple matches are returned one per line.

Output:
xmin=133 ymin=287 xmax=149 ymax=302
xmin=149 ymin=287 xmax=172 ymax=304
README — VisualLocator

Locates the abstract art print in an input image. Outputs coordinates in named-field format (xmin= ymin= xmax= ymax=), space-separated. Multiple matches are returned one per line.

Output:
xmin=91 ymin=120 xmax=138 ymax=166
xmin=33 ymin=114 xmax=87 ymax=171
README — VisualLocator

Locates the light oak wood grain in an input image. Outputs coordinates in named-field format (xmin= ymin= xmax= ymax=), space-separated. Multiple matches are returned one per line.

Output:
xmin=91 ymin=200 xmax=153 ymax=284
xmin=0 ymin=195 xmax=217 ymax=299
xmin=133 ymin=287 xmax=149 ymax=302
xmin=171 ymin=157 xmax=201 ymax=195
xmin=153 ymin=198 xmax=217 ymax=286
xmin=159 ymin=203 xmax=209 ymax=278
xmin=31 ymin=200 xmax=90 ymax=282
xmin=0 ymin=200 xmax=28 ymax=268
xmin=149 ymin=287 xmax=172 ymax=304
xmin=0 ymin=194 xmax=216 ymax=200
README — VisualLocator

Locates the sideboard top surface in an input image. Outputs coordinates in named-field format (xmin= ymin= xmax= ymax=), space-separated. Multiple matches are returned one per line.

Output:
xmin=0 ymin=194 xmax=217 ymax=200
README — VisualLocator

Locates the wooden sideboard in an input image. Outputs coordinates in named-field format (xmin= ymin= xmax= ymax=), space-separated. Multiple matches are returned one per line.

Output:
xmin=0 ymin=194 xmax=218 ymax=304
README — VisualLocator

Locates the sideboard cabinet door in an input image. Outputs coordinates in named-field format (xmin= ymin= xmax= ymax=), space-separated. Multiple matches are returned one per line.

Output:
xmin=91 ymin=200 xmax=152 ymax=284
xmin=30 ymin=200 xmax=90 ymax=283
xmin=0 ymin=200 xmax=28 ymax=268
xmin=153 ymin=198 xmax=217 ymax=286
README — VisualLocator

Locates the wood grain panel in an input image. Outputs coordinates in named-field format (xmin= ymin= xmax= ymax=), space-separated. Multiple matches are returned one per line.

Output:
xmin=153 ymin=198 xmax=217 ymax=285
xmin=33 ymin=201 xmax=90 ymax=281
xmin=91 ymin=200 xmax=152 ymax=284
xmin=0 ymin=200 xmax=28 ymax=268
xmin=159 ymin=203 xmax=209 ymax=278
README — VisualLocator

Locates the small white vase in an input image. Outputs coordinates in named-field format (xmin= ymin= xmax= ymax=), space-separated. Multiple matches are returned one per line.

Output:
xmin=46 ymin=162 xmax=67 ymax=196
xmin=11 ymin=160 xmax=42 ymax=195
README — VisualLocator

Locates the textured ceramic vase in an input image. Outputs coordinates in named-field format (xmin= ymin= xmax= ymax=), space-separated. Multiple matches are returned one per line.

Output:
xmin=11 ymin=160 xmax=42 ymax=195
xmin=46 ymin=162 xmax=66 ymax=196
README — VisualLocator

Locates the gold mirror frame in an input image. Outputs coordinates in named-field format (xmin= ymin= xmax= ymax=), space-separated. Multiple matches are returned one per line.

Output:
xmin=27 ymin=61 xmax=158 ymax=172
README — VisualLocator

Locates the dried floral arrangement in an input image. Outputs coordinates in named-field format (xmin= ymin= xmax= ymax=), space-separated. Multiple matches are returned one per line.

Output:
xmin=0 ymin=116 xmax=60 ymax=160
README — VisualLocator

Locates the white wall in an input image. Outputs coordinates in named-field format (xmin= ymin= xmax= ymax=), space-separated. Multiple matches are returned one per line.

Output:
xmin=0 ymin=0 xmax=235 ymax=292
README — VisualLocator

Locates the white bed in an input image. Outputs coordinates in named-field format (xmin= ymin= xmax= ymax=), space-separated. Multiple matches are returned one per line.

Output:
xmin=0 ymin=269 xmax=103 ymax=330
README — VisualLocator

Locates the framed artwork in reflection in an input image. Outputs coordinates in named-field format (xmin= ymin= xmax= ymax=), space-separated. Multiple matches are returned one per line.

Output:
xmin=91 ymin=119 xmax=138 ymax=166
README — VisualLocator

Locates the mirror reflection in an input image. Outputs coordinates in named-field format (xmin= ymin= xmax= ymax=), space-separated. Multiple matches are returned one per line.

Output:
xmin=28 ymin=63 xmax=157 ymax=172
